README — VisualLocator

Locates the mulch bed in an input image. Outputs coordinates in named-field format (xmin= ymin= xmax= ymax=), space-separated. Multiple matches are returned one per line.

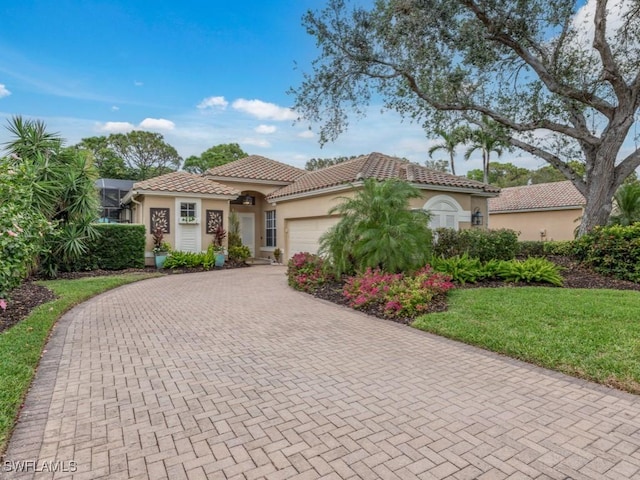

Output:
xmin=1 ymin=256 xmax=639 ymax=335
xmin=311 ymin=255 xmax=640 ymax=325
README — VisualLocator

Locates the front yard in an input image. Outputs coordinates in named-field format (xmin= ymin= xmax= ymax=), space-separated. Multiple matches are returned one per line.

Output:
xmin=413 ymin=287 xmax=640 ymax=394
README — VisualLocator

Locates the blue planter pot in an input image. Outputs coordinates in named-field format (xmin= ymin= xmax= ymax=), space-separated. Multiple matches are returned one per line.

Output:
xmin=215 ymin=253 xmax=225 ymax=268
xmin=155 ymin=253 xmax=168 ymax=269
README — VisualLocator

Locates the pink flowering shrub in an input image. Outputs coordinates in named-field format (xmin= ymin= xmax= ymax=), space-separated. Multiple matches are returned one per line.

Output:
xmin=343 ymin=268 xmax=403 ymax=309
xmin=343 ymin=265 xmax=454 ymax=319
xmin=287 ymin=252 xmax=328 ymax=292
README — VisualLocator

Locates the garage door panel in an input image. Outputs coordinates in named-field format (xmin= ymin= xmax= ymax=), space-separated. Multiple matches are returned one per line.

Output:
xmin=288 ymin=217 xmax=339 ymax=257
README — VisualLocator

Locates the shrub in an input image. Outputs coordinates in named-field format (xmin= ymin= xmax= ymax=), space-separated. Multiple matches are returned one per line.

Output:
xmin=0 ymin=164 xmax=51 ymax=306
xmin=573 ymin=224 xmax=640 ymax=282
xmin=496 ymin=258 xmax=564 ymax=286
xmin=518 ymin=240 xmax=575 ymax=258
xmin=517 ymin=241 xmax=545 ymax=257
xmin=431 ymin=254 xmax=563 ymax=286
xmin=433 ymin=228 xmax=519 ymax=262
xmin=228 ymin=245 xmax=251 ymax=263
xmin=343 ymin=266 xmax=454 ymax=319
xmin=343 ymin=268 xmax=403 ymax=309
xmin=164 ymin=251 xmax=208 ymax=269
xmin=287 ymin=252 xmax=327 ymax=292
xmin=78 ymin=224 xmax=146 ymax=270
xmin=430 ymin=253 xmax=486 ymax=284
xmin=543 ymin=240 xmax=575 ymax=257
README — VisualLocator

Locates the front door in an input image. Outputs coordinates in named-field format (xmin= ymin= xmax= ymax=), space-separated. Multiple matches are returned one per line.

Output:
xmin=238 ymin=212 xmax=255 ymax=257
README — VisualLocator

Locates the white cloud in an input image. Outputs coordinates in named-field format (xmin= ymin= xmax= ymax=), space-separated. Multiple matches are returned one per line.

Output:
xmin=0 ymin=84 xmax=10 ymax=98
xmin=139 ymin=118 xmax=175 ymax=131
xmin=134 ymin=81 xmax=144 ymax=87
xmin=197 ymin=96 xmax=228 ymax=110
xmin=242 ymin=137 xmax=271 ymax=148
xmin=232 ymin=98 xmax=297 ymax=121
xmin=255 ymin=124 xmax=277 ymax=134
xmin=572 ymin=0 xmax=629 ymax=45
xmin=99 ymin=121 xmax=135 ymax=133
xmin=297 ymin=130 xmax=315 ymax=139
xmin=111 ymin=105 xmax=119 ymax=111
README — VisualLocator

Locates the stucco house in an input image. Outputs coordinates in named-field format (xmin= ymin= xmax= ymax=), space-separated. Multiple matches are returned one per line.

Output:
xmin=123 ymin=152 xmax=499 ymax=265
xmin=488 ymin=181 xmax=585 ymax=241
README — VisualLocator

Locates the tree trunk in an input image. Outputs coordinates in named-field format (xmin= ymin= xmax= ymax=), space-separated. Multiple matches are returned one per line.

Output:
xmin=449 ymin=152 xmax=456 ymax=176
xmin=577 ymin=147 xmax=619 ymax=236
xmin=483 ymin=150 xmax=489 ymax=184
xmin=578 ymin=185 xmax=615 ymax=236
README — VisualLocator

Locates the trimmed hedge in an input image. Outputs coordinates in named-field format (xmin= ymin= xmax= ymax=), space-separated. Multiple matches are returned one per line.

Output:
xmin=433 ymin=228 xmax=519 ymax=262
xmin=573 ymin=224 xmax=640 ymax=282
xmin=518 ymin=240 xmax=575 ymax=258
xmin=84 ymin=224 xmax=146 ymax=270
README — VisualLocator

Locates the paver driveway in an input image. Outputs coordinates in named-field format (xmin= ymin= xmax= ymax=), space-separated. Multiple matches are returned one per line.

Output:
xmin=3 ymin=266 xmax=640 ymax=480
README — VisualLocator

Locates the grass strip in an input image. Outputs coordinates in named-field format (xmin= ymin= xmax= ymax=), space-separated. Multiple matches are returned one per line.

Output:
xmin=413 ymin=287 xmax=640 ymax=393
xmin=0 ymin=273 xmax=160 ymax=451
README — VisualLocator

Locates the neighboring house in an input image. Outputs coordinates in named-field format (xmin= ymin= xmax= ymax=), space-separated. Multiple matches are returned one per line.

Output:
xmin=123 ymin=153 xmax=500 ymax=265
xmin=488 ymin=181 xmax=585 ymax=241
xmin=95 ymin=178 xmax=135 ymax=223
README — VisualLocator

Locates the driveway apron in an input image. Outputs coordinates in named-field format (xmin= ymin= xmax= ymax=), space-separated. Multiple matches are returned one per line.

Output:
xmin=3 ymin=266 xmax=640 ymax=479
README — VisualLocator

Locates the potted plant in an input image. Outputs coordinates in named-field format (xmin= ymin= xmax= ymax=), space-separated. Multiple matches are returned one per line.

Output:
xmin=273 ymin=247 xmax=282 ymax=264
xmin=152 ymin=227 xmax=171 ymax=268
xmin=212 ymin=225 xmax=227 ymax=268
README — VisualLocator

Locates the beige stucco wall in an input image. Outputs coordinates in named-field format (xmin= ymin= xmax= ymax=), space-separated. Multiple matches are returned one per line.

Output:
xmin=133 ymin=194 xmax=231 ymax=265
xmin=489 ymin=208 xmax=583 ymax=241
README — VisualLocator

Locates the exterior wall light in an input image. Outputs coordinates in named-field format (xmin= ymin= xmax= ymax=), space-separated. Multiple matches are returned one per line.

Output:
xmin=471 ymin=207 xmax=484 ymax=226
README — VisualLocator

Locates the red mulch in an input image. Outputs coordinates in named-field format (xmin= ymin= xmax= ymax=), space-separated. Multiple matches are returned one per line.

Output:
xmin=311 ymin=255 xmax=640 ymax=325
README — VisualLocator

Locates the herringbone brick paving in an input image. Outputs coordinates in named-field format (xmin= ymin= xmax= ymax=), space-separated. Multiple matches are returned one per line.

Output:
xmin=2 ymin=266 xmax=640 ymax=479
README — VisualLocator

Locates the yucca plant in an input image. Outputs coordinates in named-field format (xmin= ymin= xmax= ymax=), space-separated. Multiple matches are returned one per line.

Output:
xmin=3 ymin=116 xmax=100 ymax=276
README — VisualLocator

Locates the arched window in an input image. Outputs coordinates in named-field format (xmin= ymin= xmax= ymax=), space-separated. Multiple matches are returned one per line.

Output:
xmin=423 ymin=195 xmax=470 ymax=231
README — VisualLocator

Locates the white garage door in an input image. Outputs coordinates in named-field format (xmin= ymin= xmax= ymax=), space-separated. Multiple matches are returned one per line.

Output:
xmin=287 ymin=217 xmax=340 ymax=258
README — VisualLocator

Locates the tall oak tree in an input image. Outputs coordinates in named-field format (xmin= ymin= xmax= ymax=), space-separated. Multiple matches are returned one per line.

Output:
xmin=292 ymin=0 xmax=640 ymax=234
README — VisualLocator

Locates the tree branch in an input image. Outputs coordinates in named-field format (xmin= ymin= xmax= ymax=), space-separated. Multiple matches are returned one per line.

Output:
xmin=592 ymin=0 xmax=629 ymax=100
xmin=615 ymin=148 xmax=640 ymax=183
xmin=462 ymin=0 xmax=615 ymax=119
xmin=394 ymin=68 xmax=601 ymax=146
xmin=508 ymin=137 xmax=587 ymax=194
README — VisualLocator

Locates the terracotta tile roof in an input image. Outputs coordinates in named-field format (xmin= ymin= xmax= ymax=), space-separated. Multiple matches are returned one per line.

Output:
xmin=133 ymin=171 xmax=240 ymax=196
xmin=489 ymin=181 xmax=585 ymax=212
xmin=267 ymin=152 xmax=499 ymax=200
xmin=204 ymin=155 xmax=306 ymax=183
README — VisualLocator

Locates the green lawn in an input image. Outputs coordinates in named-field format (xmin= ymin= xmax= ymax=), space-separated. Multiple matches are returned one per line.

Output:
xmin=0 ymin=273 xmax=160 ymax=453
xmin=413 ymin=287 xmax=640 ymax=393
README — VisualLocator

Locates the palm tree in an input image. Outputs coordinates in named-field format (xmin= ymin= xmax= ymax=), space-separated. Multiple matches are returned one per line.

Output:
xmin=319 ymin=178 xmax=432 ymax=277
xmin=3 ymin=115 xmax=61 ymax=160
xmin=610 ymin=182 xmax=640 ymax=226
xmin=463 ymin=119 xmax=507 ymax=184
xmin=3 ymin=117 xmax=100 ymax=276
xmin=427 ymin=127 xmax=467 ymax=175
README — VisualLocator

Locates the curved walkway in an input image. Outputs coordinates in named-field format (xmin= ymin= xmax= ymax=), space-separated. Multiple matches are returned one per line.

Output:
xmin=3 ymin=266 xmax=640 ymax=479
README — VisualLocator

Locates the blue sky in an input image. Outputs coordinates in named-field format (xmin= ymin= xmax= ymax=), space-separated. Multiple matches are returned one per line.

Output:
xmin=0 ymin=1 xmax=550 ymax=173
